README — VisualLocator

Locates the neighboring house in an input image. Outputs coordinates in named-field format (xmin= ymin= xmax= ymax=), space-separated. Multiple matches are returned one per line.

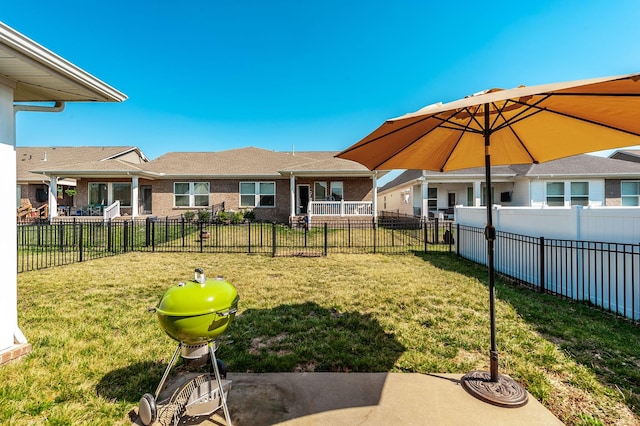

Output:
xmin=378 ymin=154 xmax=640 ymax=219
xmin=28 ymin=146 xmax=384 ymax=224
xmin=610 ymin=149 xmax=640 ymax=163
xmin=17 ymin=146 xmax=148 ymax=219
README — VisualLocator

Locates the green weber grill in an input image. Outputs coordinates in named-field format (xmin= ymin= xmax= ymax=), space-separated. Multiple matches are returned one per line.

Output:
xmin=139 ymin=269 xmax=239 ymax=426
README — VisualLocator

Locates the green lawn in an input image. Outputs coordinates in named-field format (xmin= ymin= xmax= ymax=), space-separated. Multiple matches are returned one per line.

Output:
xmin=2 ymin=252 xmax=639 ymax=425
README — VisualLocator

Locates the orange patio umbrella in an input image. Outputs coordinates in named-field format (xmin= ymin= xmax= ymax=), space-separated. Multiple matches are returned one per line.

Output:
xmin=336 ymin=72 xmax=640 ymax=407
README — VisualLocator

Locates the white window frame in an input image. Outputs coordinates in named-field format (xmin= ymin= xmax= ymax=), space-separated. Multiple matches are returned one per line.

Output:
xmin=173 ymin=182 xmax=210 ymax=208
xmin=570 ymin=182 xmax=589 ymax=206
xmin=546 ymin=182 xmax=565 ymax=206
xmin=88 ymin=182 xmax=109 ymax=205
xmin=621 ymin=180 xmax=640 ymax=206
xmin=240 ymin=181 xmax=276 ymax=208
xmin=112 ymin=182 xmax=132 ymax=208
xmin=314 ymin=181 xmax=328 ymax=201
xmin=427 ymin=187 xmax=437 ymax=210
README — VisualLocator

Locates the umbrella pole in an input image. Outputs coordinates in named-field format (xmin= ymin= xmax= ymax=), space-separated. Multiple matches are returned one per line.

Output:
xmin=460 ymin=104 xmax=528 ymax=408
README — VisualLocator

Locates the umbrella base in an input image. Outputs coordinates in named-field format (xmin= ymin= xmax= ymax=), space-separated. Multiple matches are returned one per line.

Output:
xmin=460 ymin=371 xmax=528 ymax=408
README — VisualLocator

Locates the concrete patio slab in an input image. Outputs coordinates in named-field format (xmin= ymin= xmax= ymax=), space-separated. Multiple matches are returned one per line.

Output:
xmin=129 ymin=372 xmax=564 ymax=425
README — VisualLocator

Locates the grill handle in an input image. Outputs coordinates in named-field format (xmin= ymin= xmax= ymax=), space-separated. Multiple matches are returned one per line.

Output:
xmin=217 ymin=307 xmax=238 ymax=318
xmin=194 ymin=268 xmax=206 ymax=284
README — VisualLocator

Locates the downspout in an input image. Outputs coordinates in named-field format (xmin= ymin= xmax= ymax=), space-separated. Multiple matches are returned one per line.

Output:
xmin=290 ymin=173 xmax=295 ymax=220
xmin=15 ymin=102 xmax=66 ymax=221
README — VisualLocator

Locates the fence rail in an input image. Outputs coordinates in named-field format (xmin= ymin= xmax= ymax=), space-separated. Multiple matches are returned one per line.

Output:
xmin=456 ymin=224 xmax=640 ymax=323
xmin=17 ymin=217 xmax=454 ymax=272
xmin=17 ymin=218 xmax=639 ymax=323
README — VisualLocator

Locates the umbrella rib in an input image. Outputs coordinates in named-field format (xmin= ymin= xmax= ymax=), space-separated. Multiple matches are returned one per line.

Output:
xmin=507 ymin=94 xmax=640 ymax=137
xmin=492 ymin=104 xmax=538 ymax=163
xmin=367 ymin=109 xmax=478 ymax=170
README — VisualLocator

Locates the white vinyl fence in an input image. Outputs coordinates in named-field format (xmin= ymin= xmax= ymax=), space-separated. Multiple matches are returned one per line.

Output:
xmin=455 ymin=206 xmax=640 ymax=322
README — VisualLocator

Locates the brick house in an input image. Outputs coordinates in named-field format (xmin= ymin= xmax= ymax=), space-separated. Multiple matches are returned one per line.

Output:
xmin=17 ymin=146 xmax=148 ymax=219
xmin=26 ymin=146 xmax=383 ymax=224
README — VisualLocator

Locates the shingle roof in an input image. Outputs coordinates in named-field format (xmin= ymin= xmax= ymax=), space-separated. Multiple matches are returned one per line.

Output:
xmin=521 ymin=154 xmax=640 ymax=176
xmin=142 ymin=147 xmax=371 ymax=177
xmin=17 ymin=146 xmax=143 ymax=182
xmin=379 ymin=154 xmax=640 ymax=192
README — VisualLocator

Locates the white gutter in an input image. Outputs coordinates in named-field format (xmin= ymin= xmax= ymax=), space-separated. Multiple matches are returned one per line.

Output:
xmin=14 ymin=101 xmax=65 ymax=113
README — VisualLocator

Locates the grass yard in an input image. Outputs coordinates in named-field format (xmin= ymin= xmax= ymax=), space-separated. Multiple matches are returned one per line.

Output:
xmin=2 ymin=252 xmax=639 ymax=425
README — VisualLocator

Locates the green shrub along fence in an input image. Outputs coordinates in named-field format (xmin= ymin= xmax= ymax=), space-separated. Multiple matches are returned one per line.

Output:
xmin=17 ymin=217 xmax=455 ymax=273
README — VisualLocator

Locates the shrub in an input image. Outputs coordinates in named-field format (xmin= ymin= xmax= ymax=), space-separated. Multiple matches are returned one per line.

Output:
xmin=230 ymin=211 xmax=244 ymax=224
xmin=217 ymin=210 xmax=230 ymax=223
xmin=183 ymin=210 xmax=195 ymax=222
xmin=243 ymin=209 xmax=256 ymax=221
xmin=197 ymin=209 xmax=211 ymax=223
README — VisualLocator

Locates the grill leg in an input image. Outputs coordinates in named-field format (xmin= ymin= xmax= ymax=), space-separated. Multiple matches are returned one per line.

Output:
xmin=210 ymin=342 xmax=232 ymax=426
xmin=154 ymin=343 xmax=182 ymax=399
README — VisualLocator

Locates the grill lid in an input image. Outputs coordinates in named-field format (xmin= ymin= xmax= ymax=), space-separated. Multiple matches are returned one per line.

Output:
xmin=155 ymin=269 xmax=239 ymax=317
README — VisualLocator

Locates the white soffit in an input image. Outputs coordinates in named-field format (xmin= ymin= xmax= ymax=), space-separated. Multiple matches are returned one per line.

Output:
xmin=0 ymin=21 xmax=126 ymax=102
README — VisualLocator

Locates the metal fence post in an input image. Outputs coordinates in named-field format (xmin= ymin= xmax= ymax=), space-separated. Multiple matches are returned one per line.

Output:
xmin=373 ymin=219 xmax=377 ymax=254
xmin=58 ymin=222 xmax=64 ymax=252
xmin=271 ymin=222 xmax=276 ymax=257
xmin=324 ymin=222 xmax=328 ymax=256
xmin=79 ymin=223 xmax=83 ymax=262
xmin=456 ymin=223 xmax=460 ymax=256
xmin=123 ymin=220 xmax=129 ymax=252
xmin=248 ymin=221 xmax=252 ymax=253
xmin=424 ymin=220 xmax=428 ymax=253
xmin=540 ymin=236 xmax=545 ymax=293
xmin=107 ymin=219 xmax=112 ymax=252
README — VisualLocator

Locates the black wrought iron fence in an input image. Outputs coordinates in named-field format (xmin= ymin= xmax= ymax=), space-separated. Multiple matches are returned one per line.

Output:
xmin=456 ymin=224 xmax=640 ymax=323
xmin=17 ymin=217 xmax=454 ymax=272
xmin=16 ymin=218 xmax=640 ymax=323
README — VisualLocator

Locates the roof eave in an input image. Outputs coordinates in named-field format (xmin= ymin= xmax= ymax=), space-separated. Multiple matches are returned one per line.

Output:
xmin=0 ymin=22 xmax=127 ymax=102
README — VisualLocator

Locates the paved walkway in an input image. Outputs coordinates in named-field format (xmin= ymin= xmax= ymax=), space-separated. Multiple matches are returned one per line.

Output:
xmin=130 ymin=372 xmax=564 ymax=425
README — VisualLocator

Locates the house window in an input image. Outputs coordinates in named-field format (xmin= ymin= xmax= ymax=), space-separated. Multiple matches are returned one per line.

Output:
xmin=112 ymin=183 xmax=132 ymax=207
xmin=240 ymin=182 xmax=275 ymax=208
xmin=330 ymin=182 xmax=343 ymax=201
xmin=427 ymin=187 xmax=437 ymax=210
xmin=481 ymin=186 xmax=494 ymax=206
xmin=621 ymin=181 xmax=640 ymax=206
xmin=467 ymin=187 xmax=473 ymax=206
xmin=546 ymin=182 xmax=565 ymax=206
xmin=314 ymin=182 xmax=327 ymax=201
xmin=88 ymin=183 xmax=108 ymax=205
xmin=174 ymin=182 xmax=210 ymax=207
xmin=570 ymin=182 xmax=589 ymax=206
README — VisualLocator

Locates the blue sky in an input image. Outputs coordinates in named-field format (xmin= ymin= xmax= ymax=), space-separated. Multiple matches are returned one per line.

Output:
xmin=3 ymin=0 xmax=640 ymax=183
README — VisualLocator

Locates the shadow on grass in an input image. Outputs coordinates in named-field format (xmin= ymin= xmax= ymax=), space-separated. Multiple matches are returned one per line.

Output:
xmin=217 ymin=301 xmax=406 ymax=373
xmin=96 ymin=302 xmax=405 ymax=407
xmin=415 ymin=251 xmax=640 ymax=419
xmin=96 ymin=360 xmax=168 ymax=403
